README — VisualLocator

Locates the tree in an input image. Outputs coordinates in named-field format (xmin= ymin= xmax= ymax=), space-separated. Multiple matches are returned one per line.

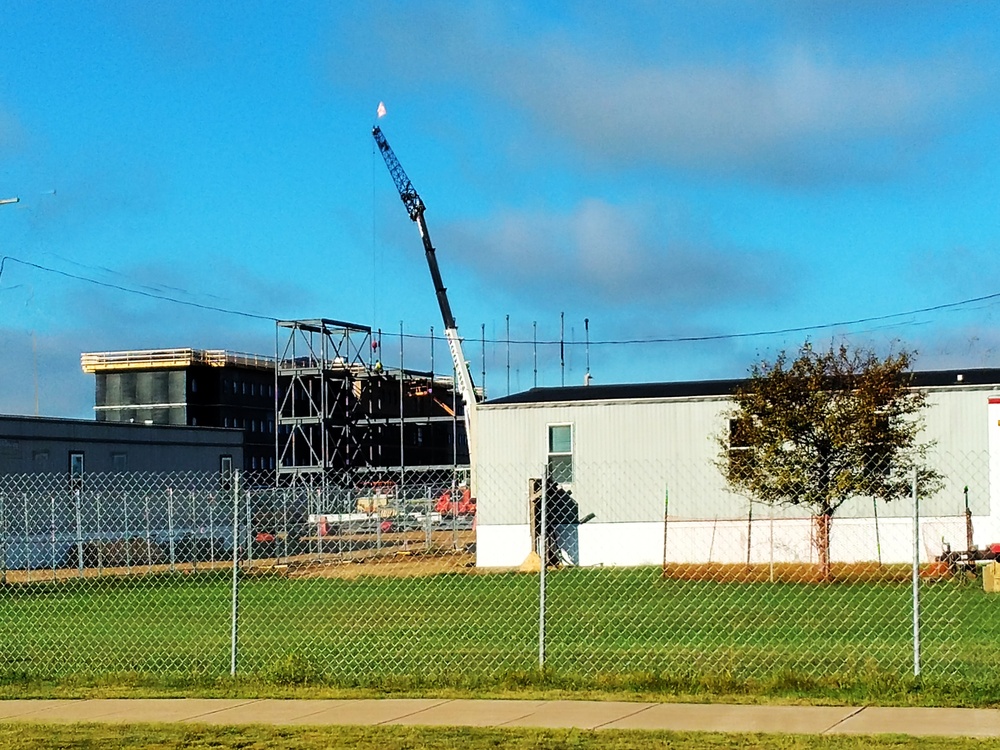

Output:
xmin=718 ymin=341 xmax=940 ymax=581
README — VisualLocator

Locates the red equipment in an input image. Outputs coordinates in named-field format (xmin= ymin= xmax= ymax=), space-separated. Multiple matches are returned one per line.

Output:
xmin=434 ymin=487 xmax=475 ymax=517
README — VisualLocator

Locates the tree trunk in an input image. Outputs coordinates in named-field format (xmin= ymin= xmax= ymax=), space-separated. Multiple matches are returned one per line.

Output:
xmin=814 ymin=513 xmax=832 ymax=582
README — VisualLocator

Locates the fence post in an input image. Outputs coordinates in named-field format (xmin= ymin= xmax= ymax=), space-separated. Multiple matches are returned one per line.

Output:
xmin=230 ymin=471 xmax=241 ymax=677
xmin=539 ymin=474 xmax=547 ymax=671
xmin=912 ymin=467 xmax=921 ymax=678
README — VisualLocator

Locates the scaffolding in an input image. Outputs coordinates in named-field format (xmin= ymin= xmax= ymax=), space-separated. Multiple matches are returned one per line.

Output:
xmin=272 ymin=319 xmax=470 ymax=552
xmin=275 ymin=319 xmax=372 ymax=486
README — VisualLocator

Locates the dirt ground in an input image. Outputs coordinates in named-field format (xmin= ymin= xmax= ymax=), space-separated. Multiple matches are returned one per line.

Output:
xmin=2 ymin=530 xmax=481 ymax=584
xmin=660 ymin=561 xmax=957 ymax=584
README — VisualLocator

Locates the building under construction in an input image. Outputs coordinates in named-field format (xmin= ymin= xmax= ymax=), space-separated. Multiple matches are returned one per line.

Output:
xmin=274 ymin=319 xmax=468 ymax=483
xmin=80 ymin=319 xmax=470 ymax=479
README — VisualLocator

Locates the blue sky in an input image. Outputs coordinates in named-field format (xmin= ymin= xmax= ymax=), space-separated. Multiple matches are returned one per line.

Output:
xmin=2 ymin=1 xmax=1000 ymax=418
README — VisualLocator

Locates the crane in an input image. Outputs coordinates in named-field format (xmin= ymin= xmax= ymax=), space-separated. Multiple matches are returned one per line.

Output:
xmin=372 ymin=125 xmax=479 ymax=466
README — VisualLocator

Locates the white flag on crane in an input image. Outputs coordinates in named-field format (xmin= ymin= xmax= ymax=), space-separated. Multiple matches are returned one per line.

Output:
xmin=376 ymin=101 xmax=387 ymax=118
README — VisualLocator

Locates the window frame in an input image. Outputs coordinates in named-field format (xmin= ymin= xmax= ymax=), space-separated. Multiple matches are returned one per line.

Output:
xmin=546 ymin=423 xmax=574 ymax=484
xmin=69 ymin=451 xmax=85 ymax=489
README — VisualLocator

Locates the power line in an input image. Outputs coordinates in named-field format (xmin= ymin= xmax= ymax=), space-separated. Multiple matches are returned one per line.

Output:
xmin=2 ymin=253 xmax=998 ymax=345
xmin=0 ymin=256 xmax=276 ymax=322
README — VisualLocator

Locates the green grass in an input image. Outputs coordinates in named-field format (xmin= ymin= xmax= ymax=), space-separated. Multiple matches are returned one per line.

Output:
xmin=2 ymin=567 xmax=999 ymax=704
xmin=2 ymin=723 xmax=1000 ymax=750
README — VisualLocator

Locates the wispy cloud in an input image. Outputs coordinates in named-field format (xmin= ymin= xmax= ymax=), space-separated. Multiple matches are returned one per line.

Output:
xmin=335 ymin=3 xmax=984 ymax=186
xmin=439 ymin=198 xmax=793 ymax=315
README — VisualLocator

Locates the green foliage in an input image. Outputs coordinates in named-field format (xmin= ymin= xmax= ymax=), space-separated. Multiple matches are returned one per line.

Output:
xmin=720 ymin=342 xmax=941 ymax=570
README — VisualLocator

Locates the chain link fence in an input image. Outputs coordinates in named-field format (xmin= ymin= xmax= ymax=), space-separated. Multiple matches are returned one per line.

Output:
xmin=1 ymin=455 xmax=998 ymax=691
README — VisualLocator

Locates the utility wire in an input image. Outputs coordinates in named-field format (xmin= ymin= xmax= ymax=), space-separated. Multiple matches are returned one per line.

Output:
xmin=0 ymin=256 xmax=276 ymax=322
xmin=2 ymin=253 xmax=998 ymax=345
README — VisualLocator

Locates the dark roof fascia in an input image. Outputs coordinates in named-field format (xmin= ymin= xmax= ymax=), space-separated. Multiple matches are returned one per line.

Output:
xmin=483 ymin=368 xmax=1000 ymax=406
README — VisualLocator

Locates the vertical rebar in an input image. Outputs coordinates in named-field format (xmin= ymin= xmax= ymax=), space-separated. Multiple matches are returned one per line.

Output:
xmin=209 ymin=499 xmax=215 ymax=565
xmin=144 ymin=495 xmax=152 ymax=568
xmin=873 ymin=497 xmax=882 ymax=565
xmin=95 ymin=493 xmax=103 ymax=577
xmin=539 ymin=473 xmax=548 ymax=670
xmin=964 ymin=485 xmax=974 ymax=552
xmin=769 ymin=502 xmax=775 ymax=583
xmin=281 ymin=488 xmax=289 ymax=562
xmin=24 ymin=494 xmax=32 ymax=582
xmin=399 ymin=321 xmax=406 ymax=549
xmin=230 ymin=472 xmax=241 ymax=677
xmin=123 ymin=492 xmax=132 ymax=575
xmin=912 ymin=467 xmax=921 ymax=678
xmin=660 ymin=486 xmax=669 ymax=579
xmin=245 ymin=486 xmax=253 ymax=569
xmin=0 ymin=493 xmax=6 ymax=585
xmin=533 ymin=321 xmax=538 ymax=388
xmin=48 ymin=494 xmax=54 ymax=577
xmin=167 ymin=487 xmax=176 ymax=573
xmin=74 ymin=490 xmax=84 ymax=577
xmin=190 ymin=490 xmax=197 ymax=573
xmin=505 ymin=314 xmax=510 ymax=396
xmin=559 ymin=312 xmax=564 ymax=386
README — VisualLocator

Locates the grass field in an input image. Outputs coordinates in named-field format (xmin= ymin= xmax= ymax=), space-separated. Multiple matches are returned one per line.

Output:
xmin=2 ymin=565 xmax=998 ymax=704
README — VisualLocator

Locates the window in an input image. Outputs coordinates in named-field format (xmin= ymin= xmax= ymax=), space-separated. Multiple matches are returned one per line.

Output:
xmin=727 ymin=418 xmax=754 ymax=478
xmin=112 ymin=452 xmax=128 ymax=472
xmin=547 ymin=424 xmax=573 ymax=484
xmin=69 ymin=451 xmax=85 ymax=489
xmin=220 ymin=455 xmax=233 ymax=491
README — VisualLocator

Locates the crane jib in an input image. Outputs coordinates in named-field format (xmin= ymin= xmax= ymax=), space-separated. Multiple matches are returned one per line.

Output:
xmin=372 ymin=125 xmax=470 ymax=387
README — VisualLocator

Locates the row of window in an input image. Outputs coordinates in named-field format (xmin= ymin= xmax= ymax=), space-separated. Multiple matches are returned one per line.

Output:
xmin=222 ymin=417 xmax=275 ymax=434
xmin=189 ymin=378 xmax=275 ymax=400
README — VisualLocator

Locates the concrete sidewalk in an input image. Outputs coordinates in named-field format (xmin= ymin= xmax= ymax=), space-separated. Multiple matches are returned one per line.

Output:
xmin=1 ymin=699 xmax=999 ymax=738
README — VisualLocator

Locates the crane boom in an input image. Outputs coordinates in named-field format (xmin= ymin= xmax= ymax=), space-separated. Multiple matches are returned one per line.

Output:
xmin=372 ymin=125 xmax=479 ymax=459
xmin=372 ymin=126 xmax=457 ymax=331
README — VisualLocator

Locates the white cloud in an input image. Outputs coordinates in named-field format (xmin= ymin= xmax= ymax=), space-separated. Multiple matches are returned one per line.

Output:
xmin=333 ymin=3 xmax=984 ymax=186
xmin=439 ymin=198 xmax=792 ymax=315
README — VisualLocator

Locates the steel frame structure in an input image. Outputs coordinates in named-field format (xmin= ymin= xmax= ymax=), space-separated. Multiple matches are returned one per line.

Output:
xmin=275 ymin=319 xmax=372 ymax=489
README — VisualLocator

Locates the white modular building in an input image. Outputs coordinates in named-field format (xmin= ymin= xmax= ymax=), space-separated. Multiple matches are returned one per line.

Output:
xmin=474 ymin=369 xmax=1000 ymax=568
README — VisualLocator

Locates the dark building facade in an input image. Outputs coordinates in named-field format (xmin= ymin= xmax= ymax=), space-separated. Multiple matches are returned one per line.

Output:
xmin=82 ymin=349 xmax=274 ymax=472
xmin=0 ymin=414 xmax=243 ymax=476
xmin=82 ymin=345 xmax=470 ymax=478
